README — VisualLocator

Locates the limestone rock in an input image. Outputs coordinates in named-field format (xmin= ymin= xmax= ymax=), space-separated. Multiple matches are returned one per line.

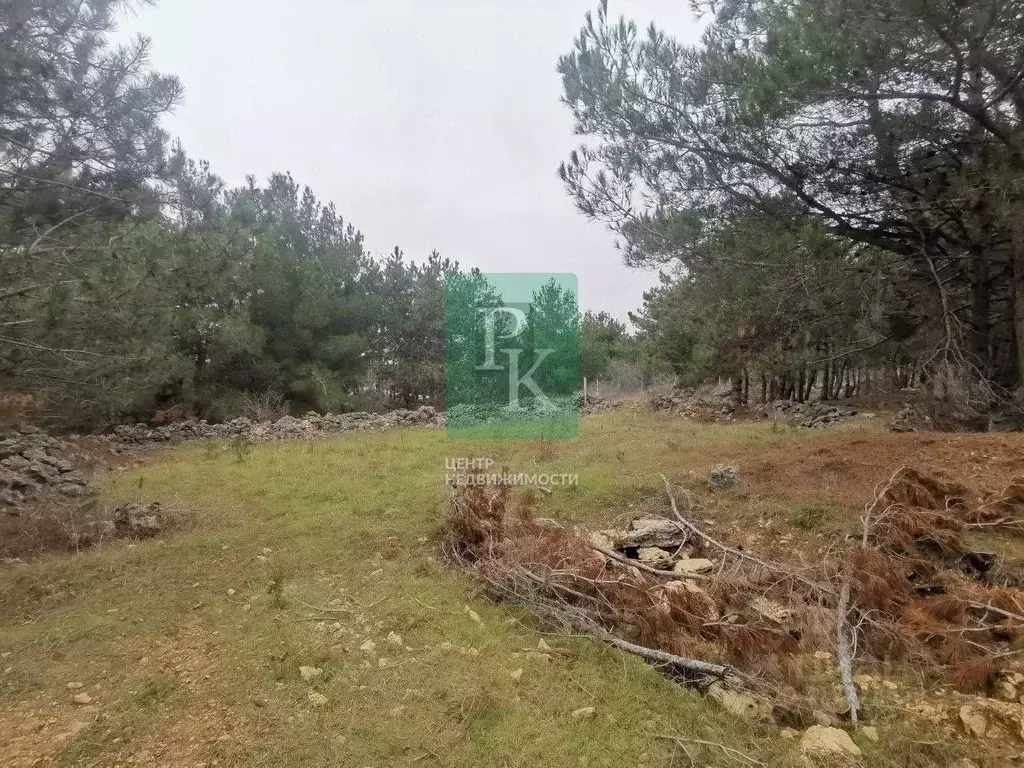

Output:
xmin=799 ymin=725 xmax=862 ymax=757
xmin=673 ymin=558 xmax=715 ymax=575
xmin=709 ymin=464 xmax=739 ymax=491
xmin=113 ymin=502 xmax=163 ymax=537
xmin=708 ymin=683 xmax=772 ymax=721
xmin=299 ymin=666 xmax=322 ymax=681
xmin=637 ymin=547 xmax=673 ymax=567
xmin=750 ymin=596 xmax=793 ymax=623
xmin=619 ymin=516 xmax=687 ymax=549
xmin=959 ymin=705 xmax=987 ymax=739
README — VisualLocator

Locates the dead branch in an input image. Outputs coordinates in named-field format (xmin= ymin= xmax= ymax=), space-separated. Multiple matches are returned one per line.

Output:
xmin=836 ymin=579 xmax=861 ymax=725
xmin=862 ymin=466 xmax=909 ymax=546
xmin=656 ymin=735 xmax=765 ymax=767
xmin=968 ymin=601 xmax=1024 ymax=624
xmin=606 ymin=636 xmax=733 ymax=680
xmin=660 ymin=474 xmax=828 ymax=593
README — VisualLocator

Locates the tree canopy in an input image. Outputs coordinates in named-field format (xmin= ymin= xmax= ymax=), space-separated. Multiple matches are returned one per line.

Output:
xmin=559 ymin=0 xmax=1024 ymax=414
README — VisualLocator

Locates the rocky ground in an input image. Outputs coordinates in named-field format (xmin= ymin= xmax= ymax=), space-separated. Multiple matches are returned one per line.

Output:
xmin=104 ymin=404 xmax=441 ymax=445
xmin=650 ymin=389 xmax=864 ymax=428
xmin=0 ymin=427 xmax=91 ymax=508
xmin=0 ymin=406 xmax=441 ymax=559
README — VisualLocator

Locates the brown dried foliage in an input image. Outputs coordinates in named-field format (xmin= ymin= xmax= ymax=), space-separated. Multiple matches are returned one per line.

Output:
xmin=443 ymin=465 xmax=1024 ymax=703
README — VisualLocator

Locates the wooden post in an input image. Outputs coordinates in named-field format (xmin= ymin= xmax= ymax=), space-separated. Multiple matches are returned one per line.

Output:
xmin=583 ymin=376 xmax=588 ymax=407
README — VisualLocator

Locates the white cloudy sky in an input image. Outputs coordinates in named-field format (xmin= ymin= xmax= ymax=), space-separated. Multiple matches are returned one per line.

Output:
xmin=117 ymin=1 xmax=703 ymax=319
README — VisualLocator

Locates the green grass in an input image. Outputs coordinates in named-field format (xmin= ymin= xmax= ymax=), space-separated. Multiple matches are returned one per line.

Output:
xmin=0 ymin=412 xmax=956 ymax=766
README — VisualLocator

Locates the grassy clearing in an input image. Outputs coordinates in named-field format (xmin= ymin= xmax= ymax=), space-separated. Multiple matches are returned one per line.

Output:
xmin=0 ymin=411 xmax=1006 ymax=766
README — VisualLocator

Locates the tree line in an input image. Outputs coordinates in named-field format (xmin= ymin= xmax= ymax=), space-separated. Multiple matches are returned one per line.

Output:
xmin=0 ymin=1 xmax=471 ymax=425
xmin=559 ymin=0 xmax=1024 ymax=418
xmin=1 ymin=1 xmax=645 ymax=428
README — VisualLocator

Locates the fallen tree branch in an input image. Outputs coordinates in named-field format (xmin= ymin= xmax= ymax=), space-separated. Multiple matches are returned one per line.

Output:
xmin=968 ymin=601 xmax=1024 ymax=624
xmin=607 ymin=636 xmax=733 ymax=680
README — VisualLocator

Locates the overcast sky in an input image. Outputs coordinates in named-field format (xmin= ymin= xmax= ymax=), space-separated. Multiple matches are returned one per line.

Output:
xmin=117 ymin=1 xmax=702 ymax=319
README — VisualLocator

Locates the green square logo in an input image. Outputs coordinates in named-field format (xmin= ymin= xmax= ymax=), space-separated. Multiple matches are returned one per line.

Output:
xmin=445 ymin=273 xmax=579 ymax=439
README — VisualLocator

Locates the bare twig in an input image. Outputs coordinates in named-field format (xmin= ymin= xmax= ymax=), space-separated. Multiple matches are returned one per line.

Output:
xmin=660 ymin=475 xmax=828 ymax=593
xmin=656 ymin=735 xmax=765 ymax=767
xmin=968 ymin=602 xmax=1024 ymax=624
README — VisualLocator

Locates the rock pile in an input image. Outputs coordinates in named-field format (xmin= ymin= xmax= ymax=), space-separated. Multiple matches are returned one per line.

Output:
xmin=650 ymin=391 xmax=861 ymax=428
xmin=105 ymin=405 xmax=441 ymax=445
xmin=588 ymin=515 xmax=717 ymax=576
xmin=649 ymin=390 xmax=735 ymax=421
xmin=887 ymin=404 xmax=931 ymax=432
xmin=57 ymin=502 xmax=165 ymax=549
xmin=756 ymin=399 xmax=859 ymax=428
xmin=799 ymin=403 xmax=859 ymax=429
xmin=0 ymin=426 xmax=92 ymax=510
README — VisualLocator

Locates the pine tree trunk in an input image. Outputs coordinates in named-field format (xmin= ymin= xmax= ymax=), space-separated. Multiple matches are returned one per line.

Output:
xmin=1014 ymin=248 xmax=1024 ymax=391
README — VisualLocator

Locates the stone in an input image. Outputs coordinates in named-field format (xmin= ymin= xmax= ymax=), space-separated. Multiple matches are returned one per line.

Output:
xmin=673 ymin=558 xmax=715 ymax=575
xmin=620 ymin=517 xmax=687 ymax=549
xmin=7 ymin=472 xmax=38 ymax=491
xmin=959 ymin=705 xmax=987 ymax=739
xmin=66 ymin=682 xmax=84 ymax=690
xmin=570 ymin=706 xmax=596 ymax=719
xmin=853 ymin=674 xmax=876 ymax=689
xmin=113 ymin=502 xmax=163 ymax=537
xmin=72 ymin=692 xmax=93 ymax=705
xmin=509 ymin=668 xmax=523 ymax=681
xmin=1 ymin=455 xmax=31 ymax=471
xmin=859 ymin=725 xmax=879 ymax=742
xmin=637 ymin=547 xmax=673 ymax=567
xmin=386 ymin=631 xmax=403 ymax=648
xmin=780 ymin=727 xmax=799 ymax=740
xmin=0 ymin=488 xmax=24 ymax=506
xmin=25 ymin=461 xmax=59 ymax=483
xmin=750 ymin=596 xmax=793 ymax=623
xmin=812 ymin=709 xmax=835 ymax=727
xmin=299 ymin=666 xmax=322 ymax=681
xmin=58 ymin=471 xmax=87 ymax=486
xmin=708 ymin=683 xmax=772 ymax=721
xmin=359 ymin=639 xmax=376 ymax=653
xmin=799 ymin=725 xmax=862 ymax=757
xmin=307 ymin=691 xmax=328 ymax=707
xmin=709 ymin=464 xmax=739 ymax=491
xmin=997 ymin=680 xmax=1017 ymax=701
